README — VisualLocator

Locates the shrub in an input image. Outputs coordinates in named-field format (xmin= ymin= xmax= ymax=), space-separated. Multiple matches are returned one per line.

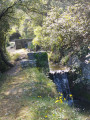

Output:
xmin=61 ymin=55 xmax=69 ymax=65
xmin=48 ymin=52 xmax=60 ymax=63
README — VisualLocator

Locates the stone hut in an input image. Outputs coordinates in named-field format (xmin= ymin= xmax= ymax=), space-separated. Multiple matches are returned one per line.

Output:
xmin=15 ymin=39 xmax=32 ymax=49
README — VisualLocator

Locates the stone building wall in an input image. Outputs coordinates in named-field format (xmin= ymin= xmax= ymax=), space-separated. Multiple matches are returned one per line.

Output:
xmin=15 ymin=39 xmax=32 ymax=49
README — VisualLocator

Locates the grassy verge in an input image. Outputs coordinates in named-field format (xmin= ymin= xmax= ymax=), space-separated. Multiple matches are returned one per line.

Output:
xmin=11 ymin=53 xmax=21 ymax=61
xmin=0 ymin=68 xmax=89 ymax=120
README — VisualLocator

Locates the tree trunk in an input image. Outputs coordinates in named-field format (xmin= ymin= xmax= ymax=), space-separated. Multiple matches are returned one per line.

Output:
xmin=0 ymin=48 xmax=14 ymax=67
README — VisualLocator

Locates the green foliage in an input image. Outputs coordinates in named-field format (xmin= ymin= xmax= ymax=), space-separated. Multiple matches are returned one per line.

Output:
xmin=48 ymin=52 xmax=60 ymax=63
xmin=11 ymin=53 xmax=21 ymax=61
xmin=9 ymin=32 xmax=21 ymax=41
xmin=33 ymin=1 xmax=89 ymax=63
xmin=61 ymin=55 xmax=69 ymax=65
xmin=19 ymin=18 xmax=35 ymax=39
xmin=77 ymin=45 xmax=89 ymax=60
xmin=0 ymin=0 xmax=22 ymax=72
xmin=28 ymin=42 xmax=36 ymax=51
xmin=0 ymin=0 xmax=89 ymax=71
xmin=34 ymin=52 xmax=49 ymax=73
xmin=33 ymin=26 xmax=42 ymax=45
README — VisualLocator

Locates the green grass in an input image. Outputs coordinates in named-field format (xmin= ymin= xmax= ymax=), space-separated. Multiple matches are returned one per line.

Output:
xmin=11 ymin=53 xmax=21 ymax=61
xmin=61 ymin=55 xmax=69 ymax=65
xmin=0 ymin=68 xmax=89 ymax=120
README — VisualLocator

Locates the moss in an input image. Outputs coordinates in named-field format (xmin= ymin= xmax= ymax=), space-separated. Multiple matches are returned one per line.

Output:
xmin=34 ymin=52 xmax=48 ymax=67
xmin=34 ymin=52 xmax=49 ymax=73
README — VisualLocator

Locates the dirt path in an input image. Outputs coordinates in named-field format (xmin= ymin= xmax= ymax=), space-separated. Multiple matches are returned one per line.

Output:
xmin=0 ymin=66 xmax=23 ymax=120
xmin=0 ymin=46 xmax=90 ymax=120
xmin=0 ymin=73 xmax=26 ymax=120
xmin=6 ymin=45 xmax=28 ymax=76
xmin=0 ymin=47 xmax=29 ymax=120
xmin=7 ymin=42 xmax=28 ymax=56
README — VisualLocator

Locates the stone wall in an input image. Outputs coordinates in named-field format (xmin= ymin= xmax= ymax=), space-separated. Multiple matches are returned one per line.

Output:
xmin=27 ymin=52 xmax=49 ymax=73
xmin=15 ymin=39 xmax=32 ymax=49
xmin=67 ymin=53 xmax=90 ymax=102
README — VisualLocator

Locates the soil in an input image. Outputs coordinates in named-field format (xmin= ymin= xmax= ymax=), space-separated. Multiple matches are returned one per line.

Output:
xmin=0 ymin=46 xmax=29 ymax=120
xmin=6 ymin=44 xmax=28 ymax=76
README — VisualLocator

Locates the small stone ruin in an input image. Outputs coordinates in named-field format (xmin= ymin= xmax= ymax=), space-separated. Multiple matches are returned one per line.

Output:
xmin=20 ymin=51 xmax=49 ymax=73
xmin=15 ymin=39 xmax=32 ymax=49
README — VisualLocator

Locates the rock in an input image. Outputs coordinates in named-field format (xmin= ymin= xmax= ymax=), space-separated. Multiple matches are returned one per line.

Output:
xmin=68 ymin=54 xmax=90 ymax=102
xmin=15 ymin=39 xmax=32 ymax=49
xmin=27 ymin=51 xmax=49 ymax=73
xmin=81 ymin=53 xmax=90 ymax=80
xmin=68 ymin=54 xmax=90 ymax=80
xmin=68 ymin=99 xmax=74 ymax=106
xmin=68 ymin=55 xmax=81 ymax=68
xmin=20 ymin=59 xmax=36 ymax=68
xmin=67 ymin=53 xmax=90 ymax=104
xmin=27 ymin=52 xmax=35 ymax=60
xmin=81 ymin=53 xmax=90 ymax=94
xmin=85 ymin=54 xmax=90 ymax=64
xmin=81 ymin=62 xmax=90 ymax=80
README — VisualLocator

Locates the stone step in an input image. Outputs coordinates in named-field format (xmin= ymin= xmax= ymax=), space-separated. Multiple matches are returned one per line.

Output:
xmin=27 ymin=53 xmax=35 ymax=60
xmin=20 ymin=59 xmax=36 ymax=68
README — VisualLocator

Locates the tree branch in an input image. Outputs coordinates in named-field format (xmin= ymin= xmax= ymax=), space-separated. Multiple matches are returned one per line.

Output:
xmin=0 ymin=0 xmax=20 ymax=20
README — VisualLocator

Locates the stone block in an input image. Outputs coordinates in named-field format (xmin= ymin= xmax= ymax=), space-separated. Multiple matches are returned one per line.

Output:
xmin=27 ymin=51 xmax=49 ymax=73
xmin=15 ymin=39 xmax=32 ymax=49
xmin=20 ymin=59 xmax=36 ymax=68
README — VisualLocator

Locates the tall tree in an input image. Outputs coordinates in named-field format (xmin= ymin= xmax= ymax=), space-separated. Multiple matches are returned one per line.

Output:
xmin=0 ymin=0 xmax=22 ymax=71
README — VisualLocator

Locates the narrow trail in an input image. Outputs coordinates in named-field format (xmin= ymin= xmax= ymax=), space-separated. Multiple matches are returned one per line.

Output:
xmin=0 ymin=66 xmax=24 ymax=120
xmin=6 ymin=46 xmax=28 ymax=76
xmin=0 ymin=47 xmax=90 ymax=120
xmin=0 ymin=47 xmax=28 ymax=120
